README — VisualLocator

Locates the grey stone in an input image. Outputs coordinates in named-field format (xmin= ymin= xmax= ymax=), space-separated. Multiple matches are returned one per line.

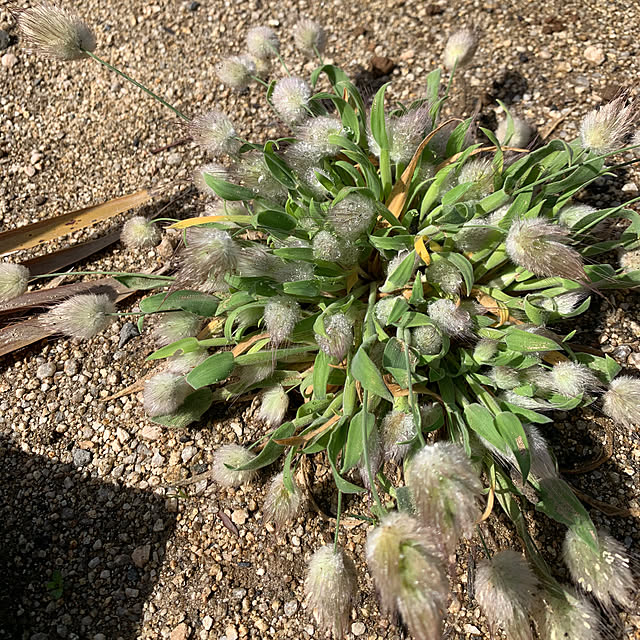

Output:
xmin=72 ymin=449 xmax=92 ymax=467
xmin=131 ymin=544 xmax=151 ymax=568
xmin=119 ymin=322 xmax=140 ymax=348
xmin=0 ymin=29 xmax=9 ymax=50
xmin=36 ymin=362 xmax=56 ymax=379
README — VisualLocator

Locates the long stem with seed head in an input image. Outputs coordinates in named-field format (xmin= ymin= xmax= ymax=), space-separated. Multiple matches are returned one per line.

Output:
xmin=83 ymin=50 xmax=189 ymax=121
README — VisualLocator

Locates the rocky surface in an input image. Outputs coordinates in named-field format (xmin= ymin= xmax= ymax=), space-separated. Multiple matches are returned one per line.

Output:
xmin=1 ymin=0 xmax=639 ymax=639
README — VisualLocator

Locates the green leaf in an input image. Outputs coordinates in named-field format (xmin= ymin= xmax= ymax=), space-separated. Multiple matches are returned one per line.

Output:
xmin=351 ymin=345 xmax=394 ymax=402
xmin=140 ymin=290 xmax=219 ymax=316
xmin=505 ymin=329 xmax=561 ymax=352
xmin=235 ymin=421 xmax=296 ymax=470
xmin=438 ymin=252 xmax=474 ymax=296
xmin=369 ymin=82 xmax=391 ymax=150
xmin=151 ymin=388 xmax=214 ymax=428
xmin=494 ymin=411 xmax=530 ymax=481
xmin=147 ymin=337 xmax=201 ymax=360
xmin=255 ymin=210 xmax=297 ymax=232
xmin=445 ymin=118 xmax=472 ymax=157
xmin=380 ymin=250 xmax=416 ymax=293
xmin=186 ymin=352 xmax=235 ymax=389
xmin=463 ymin=403 xmax=504 ymax=451
xmin=312 ymin=350 xmax=330 ymax=400
xmin=203 ymin=173 xmax=256 ymax=201
xmin=342 ymin=409 xmax=375 ymax=472
xmin=114 ymin=274 xmax=173 ymax=290
xmin=328 ymin=419 xmax=365 ymax=494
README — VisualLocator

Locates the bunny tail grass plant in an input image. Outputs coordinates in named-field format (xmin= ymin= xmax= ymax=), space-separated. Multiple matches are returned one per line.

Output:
xmin=20 ymin=9 xmax=640 ymax=638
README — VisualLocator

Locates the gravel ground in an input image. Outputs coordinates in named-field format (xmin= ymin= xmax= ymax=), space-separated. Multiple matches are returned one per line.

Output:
xmin=1 ymin=0 xmax=640 ymax=639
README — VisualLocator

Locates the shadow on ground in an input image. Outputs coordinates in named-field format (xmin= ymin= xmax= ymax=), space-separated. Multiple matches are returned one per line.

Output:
xmin=0 ymin=435 xmax=176 ymax=640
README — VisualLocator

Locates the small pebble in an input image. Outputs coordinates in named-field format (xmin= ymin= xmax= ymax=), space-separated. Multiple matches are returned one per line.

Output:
xmin=351 ymin=621 xmax=365 ymax=636
xmin=1 ymin=53 xmax=17 ymax=68
xmin=36 ymin=362 xmax=56 ymax=379
xmin=583 ymin=45 xmax=605 ymax=65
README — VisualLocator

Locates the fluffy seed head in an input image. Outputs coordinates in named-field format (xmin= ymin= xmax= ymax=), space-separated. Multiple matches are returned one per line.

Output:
xmin=176 ymin=227 xmax=238 ymax=291
xmin=475 ymin=550 xmax=539 ymax=640
xmin=272 ymin=76 xmax=311 ymax=125
xmin=620 ymin=248 xmax=640 ymax=273
xmin=211 ymin=444 xmax=257 ymax=487
xmin=548 ymin=361 xmax=601 ymax=397
xmin=238 ymin=152 xmax=287 ymax=201
xmin=305 ymin=545 xmax=357 ymax=639
xmin=0 ymin=262 xmax=29 ymax=302
xmin=443 ymin=29 xmax=477 ymax=70
xmin=411 ymin=324 xmax=443 ymax=355
xmin=457 ymin=158 xmax=494 ymax=200
xmin=474 ymin=338 xmax=499 ymax=363
xmin=293 ymin=19 xmax=327 ymax=57
xmin=563 ymin=528 xmax=634 ymax=610
xmin=489 ymin=366 xmax=521 ymax=390
xmin=120 ymin=216 xmax=161 ymax=250
xmin=580 ymin=96 xmax=636 ymax=155
xmin=369 ymin=107 xmax=432 ymax=165
xmin=557 ymin=203 xmax=597 ymax=229
xmin=188 ymin=110 xmax=239 ymax=156
xmin=366 ymin=512 xmax=448 ymax=638
xmin=540 ymin=290 xmax=588 ymax=315
xmin=406 ymin=442 xmax=482 ymax=553
xmin=263 ymin=471 xmax=302 ymax=527
xmin=217 ymin=55 xmax=256 ymax=90
xmin=42 ymin=293 xmax=115 ymax=339
xmin=427 ymin=299 xmax=473 ymax=338
xmin=496 ymin=117 xmax=533 ymax=148
xmin=381 ymin=411 xmax=416 ymax=463
xmin=312 ymin=230 xmax=345 ymax=262
xmin=502 ymin=391 xmax=553 ymax=411
xmin=17 ymin=4 xmax=96 ymax=61
xmin=315 ymin=313 xmax=353 ymax=361
xmin=257 ymin=384 xmax=289 ymax=427
xmin=426 ymin=260 xmax=463 ymax=294
xmin=264 ymin=296 xmax=301 ymax=346
xmin=328 ymin=193 xmax=376 ymax=239
xmin=453 ymin=216 xmax=502 ymax=252
xmin=246 ymin=26 xmax=279 ymax=59
xmin=603 ymin=375 xmax=640 ymax=426
xmin=167 ymin=348 xmax=209 ymax=375
xmin=152 ymin=311 xmax=202 ymax=347
xmin=298 ymin=116 xmax=344 ymax=156
xmin=537 ymin=587 xmax=602 ymax=640
xmin=505 ymin=218 xmax=586 ymax=281
xmin=193 ymin=162 xmax=228 ymax=195
xmin=143 ymin=371 xmax=192 ymax=417
xmin=375 ymin=296 xmax=403 ymax=326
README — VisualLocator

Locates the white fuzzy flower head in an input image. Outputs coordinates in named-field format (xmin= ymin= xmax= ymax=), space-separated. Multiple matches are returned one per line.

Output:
xmin=602 ymin=375 xmax=640 ymax=426
xmin=620 ymin=248 xmax=640 ymax=273
xmin=188 ymin=110 xmax=239 ymax=157
xmin=502 ymin=391 xmax=553 ymax=411
xmin=489 ymin=366 xmax=521 ymax=390
xmin=246 ymin=26 xmax=279 ymax=59
xmin=375 ymin=296 xmax=402 ymax=327
xmin=238 ymin=152 xmax=287 ymax=202
xmin=406 ymin=442 xmax=482 ymax=554
xmin=305 ymin=545 xmax=357 ymax=639
xmin=315 ymin=313 xmax=353 ymax=361
xmin=548 ymin=361 xmax=600 ymax=397
xmin=387 ymin=106 xmax=432 ymax=165
xmin=580 ymin=96 xmax=636 ymax=155
xmin=475 ymin=550 xmax=538 ymax=640
xmin=152 ymin=311 xmax=202 ymax=347
xmin=496 ymin=117 xmax=533 ymax=148
xmin=272 ymin=76 xmax=311 ymax=125
xmin=17 ymin=4 xmax=96 ymax=61
xmin=298 ymin=116 xmax=344 ymax=156
xmin=457 ymin=158 xmax=494 ymax=200
xmin=427 ymin=299 xmax=473 ymax=338
xmin=539 ymin=290 xmax=588 ymax=316
xmin=426 ymin=260 xmax=463 ymax=294
xmin=42 ymin=293 xmax=115 ymax=339
xmin=143 ymin=371 xmax=192 ymax=417
xmin=0 ymin=262 xmax=29 ymax=302
xmin=366 ymin=512 xmax=448 ymax=639
xmin=167 ymin=348 xmax=209 ymax=375
xmin=411 ymin=324 xmax=443 ymax=355
xmin=257 ymin=384 xmax=289 ymax=427
xmin=443 ymin=29 xmax=477 ymax=70
xmin=381 ymin=411 xmax=416 ymax=463
xmin=453 ymin=216 xmax=501 ymax=252
xmin=120 ymin=216 xmax=161 ymax=250
xmin=217 ymin=55 xmax=256 ymax=90
xmin=473 ymin=338 xmax=499 ymax=363
xmin=211 ymin=444 xmax=257 ymax=487
xmin=264 ymin=471 xmax=302 ymax=527
xmin=328 ymin=193 xmax=376 ymax=239
xmin=312 ymin=231 xmax=345 ymax=262
xmin=506 ymin=218 xmax=586 ymax=281
xmin=176 ymin=227 xmax=238 ymax=290
xmin=193 ymin=162 xmax=228 ymax=195
xmin=293 ymin=19 xmax=327 ymax=57
xmin=563 ymin=528 xmax=634 ymax=610
xmin=537 ymin=586 xmax=602 ymax=640
xmin=264 ymin=296 xmax=301 ymax=346
xmin=557 ymin=203 xmax=596 ymax=229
